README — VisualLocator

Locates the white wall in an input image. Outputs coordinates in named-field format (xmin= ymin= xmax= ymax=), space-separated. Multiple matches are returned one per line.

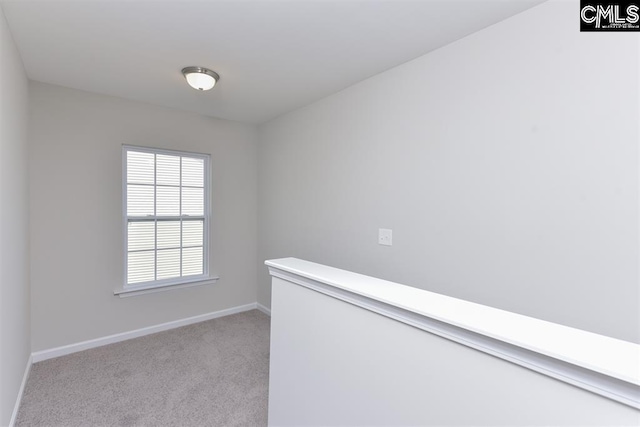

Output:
xmin=29 ymin=82 xmax=258 ymax=352
xmin=269 ymin=276 xmax=640 ymax=426
xmin=258 ymin=0 xmax=640 ymax=343
xmin=0 ymin=5 xmax=30 ymax=426
xmin=269 ymin=277 xmax=640 ymax=426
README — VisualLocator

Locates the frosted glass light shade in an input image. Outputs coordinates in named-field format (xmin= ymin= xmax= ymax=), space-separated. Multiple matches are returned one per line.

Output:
xmin=182 ymin=67 xmax=219 ymax=91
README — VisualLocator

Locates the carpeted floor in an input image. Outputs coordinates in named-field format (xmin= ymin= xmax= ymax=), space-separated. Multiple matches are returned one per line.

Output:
xmin=16 ymin=310 xmax=270 ymax=427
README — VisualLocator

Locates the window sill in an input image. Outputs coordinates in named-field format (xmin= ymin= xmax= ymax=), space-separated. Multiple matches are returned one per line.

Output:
xmin=114 ymin=276 xmax=219 ymax=298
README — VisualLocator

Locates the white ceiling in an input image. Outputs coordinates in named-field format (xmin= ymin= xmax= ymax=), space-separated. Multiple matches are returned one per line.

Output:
xmin=1 ymin=0 xmax=544 ymax=124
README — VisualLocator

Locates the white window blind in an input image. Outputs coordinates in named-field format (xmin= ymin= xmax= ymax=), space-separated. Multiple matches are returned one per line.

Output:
xmin=123 ymin=146 xmax=210 ymax=288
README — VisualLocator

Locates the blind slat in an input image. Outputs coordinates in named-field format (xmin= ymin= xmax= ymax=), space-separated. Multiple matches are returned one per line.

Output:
xmin=182 ymin=157 xmax=204 ymax=187
xmin=182 ymin=220 xmax=203 ymax=247
xmin=156 ymin=186 xmax=180 ymax=216
xmin=128 ymin=222 xmax=155 ymax=251
xmin=157 ymin=221 xmax=180 ymax=249
xmin=182 ymin=187 xmax=204 ymax=216
xmin=127 ymin=184 xmax=154 ymax=216
xmin=128 ymin=251 xmax=155 ymax=284
xmin=157 ymin=249 xmax=181 ymax=280
xmin=156 ymin=154 xmax=180 ymax=186
xmin=182 ymin=247 xmax=204 ymax=276
xmin=127 ymin=151 xmax=154 ymax=184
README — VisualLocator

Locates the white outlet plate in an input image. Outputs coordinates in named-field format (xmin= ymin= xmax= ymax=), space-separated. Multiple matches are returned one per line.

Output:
xmin=378 ymin=228 xmax=392 ymax=246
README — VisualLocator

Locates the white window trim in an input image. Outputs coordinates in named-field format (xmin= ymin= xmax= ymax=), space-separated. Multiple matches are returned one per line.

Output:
xmin=117 ymin=144 xmax=215 ymax=296
xmin=114 ymin=276 xmax=220 ymax=298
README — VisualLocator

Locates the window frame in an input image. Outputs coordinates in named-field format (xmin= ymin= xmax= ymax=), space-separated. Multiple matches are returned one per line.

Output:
xmin=121 ymin=144 xmax=212 ymax=291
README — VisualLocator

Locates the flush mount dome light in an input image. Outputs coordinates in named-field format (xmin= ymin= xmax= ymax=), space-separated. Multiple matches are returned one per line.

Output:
xmin=181 ymin=66 xmax=220 ymax=91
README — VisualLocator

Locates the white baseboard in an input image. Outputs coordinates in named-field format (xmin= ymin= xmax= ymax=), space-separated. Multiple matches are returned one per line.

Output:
xmin=9 ymin=354 xmax=32 ymax=427
xmin=32 ymin=302 xmax=258 ymax=363
xmin=257 ymin=303 xmax=271 ymax=316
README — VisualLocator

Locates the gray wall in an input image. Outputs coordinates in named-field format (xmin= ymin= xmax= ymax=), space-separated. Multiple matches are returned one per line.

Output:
xmin=258 ymin=0 xmax=640 ymax=343
xmin=29 ymin=82 xmax=258 ymax=352
xmin=0 ymin=5 xmax=30 ymax=425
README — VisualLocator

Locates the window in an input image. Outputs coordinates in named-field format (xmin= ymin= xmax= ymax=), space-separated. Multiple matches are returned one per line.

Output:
xmin=123 ymin=145 xmax=210 ymax=289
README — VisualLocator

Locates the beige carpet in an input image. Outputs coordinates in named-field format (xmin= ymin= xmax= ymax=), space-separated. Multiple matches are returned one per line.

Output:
xmin=16 ymin=310 xmax=270 ymax=427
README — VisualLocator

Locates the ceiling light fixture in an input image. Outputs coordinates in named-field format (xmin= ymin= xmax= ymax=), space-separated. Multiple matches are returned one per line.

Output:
xmin=181 ymin=66 xmax=220 ymax=91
